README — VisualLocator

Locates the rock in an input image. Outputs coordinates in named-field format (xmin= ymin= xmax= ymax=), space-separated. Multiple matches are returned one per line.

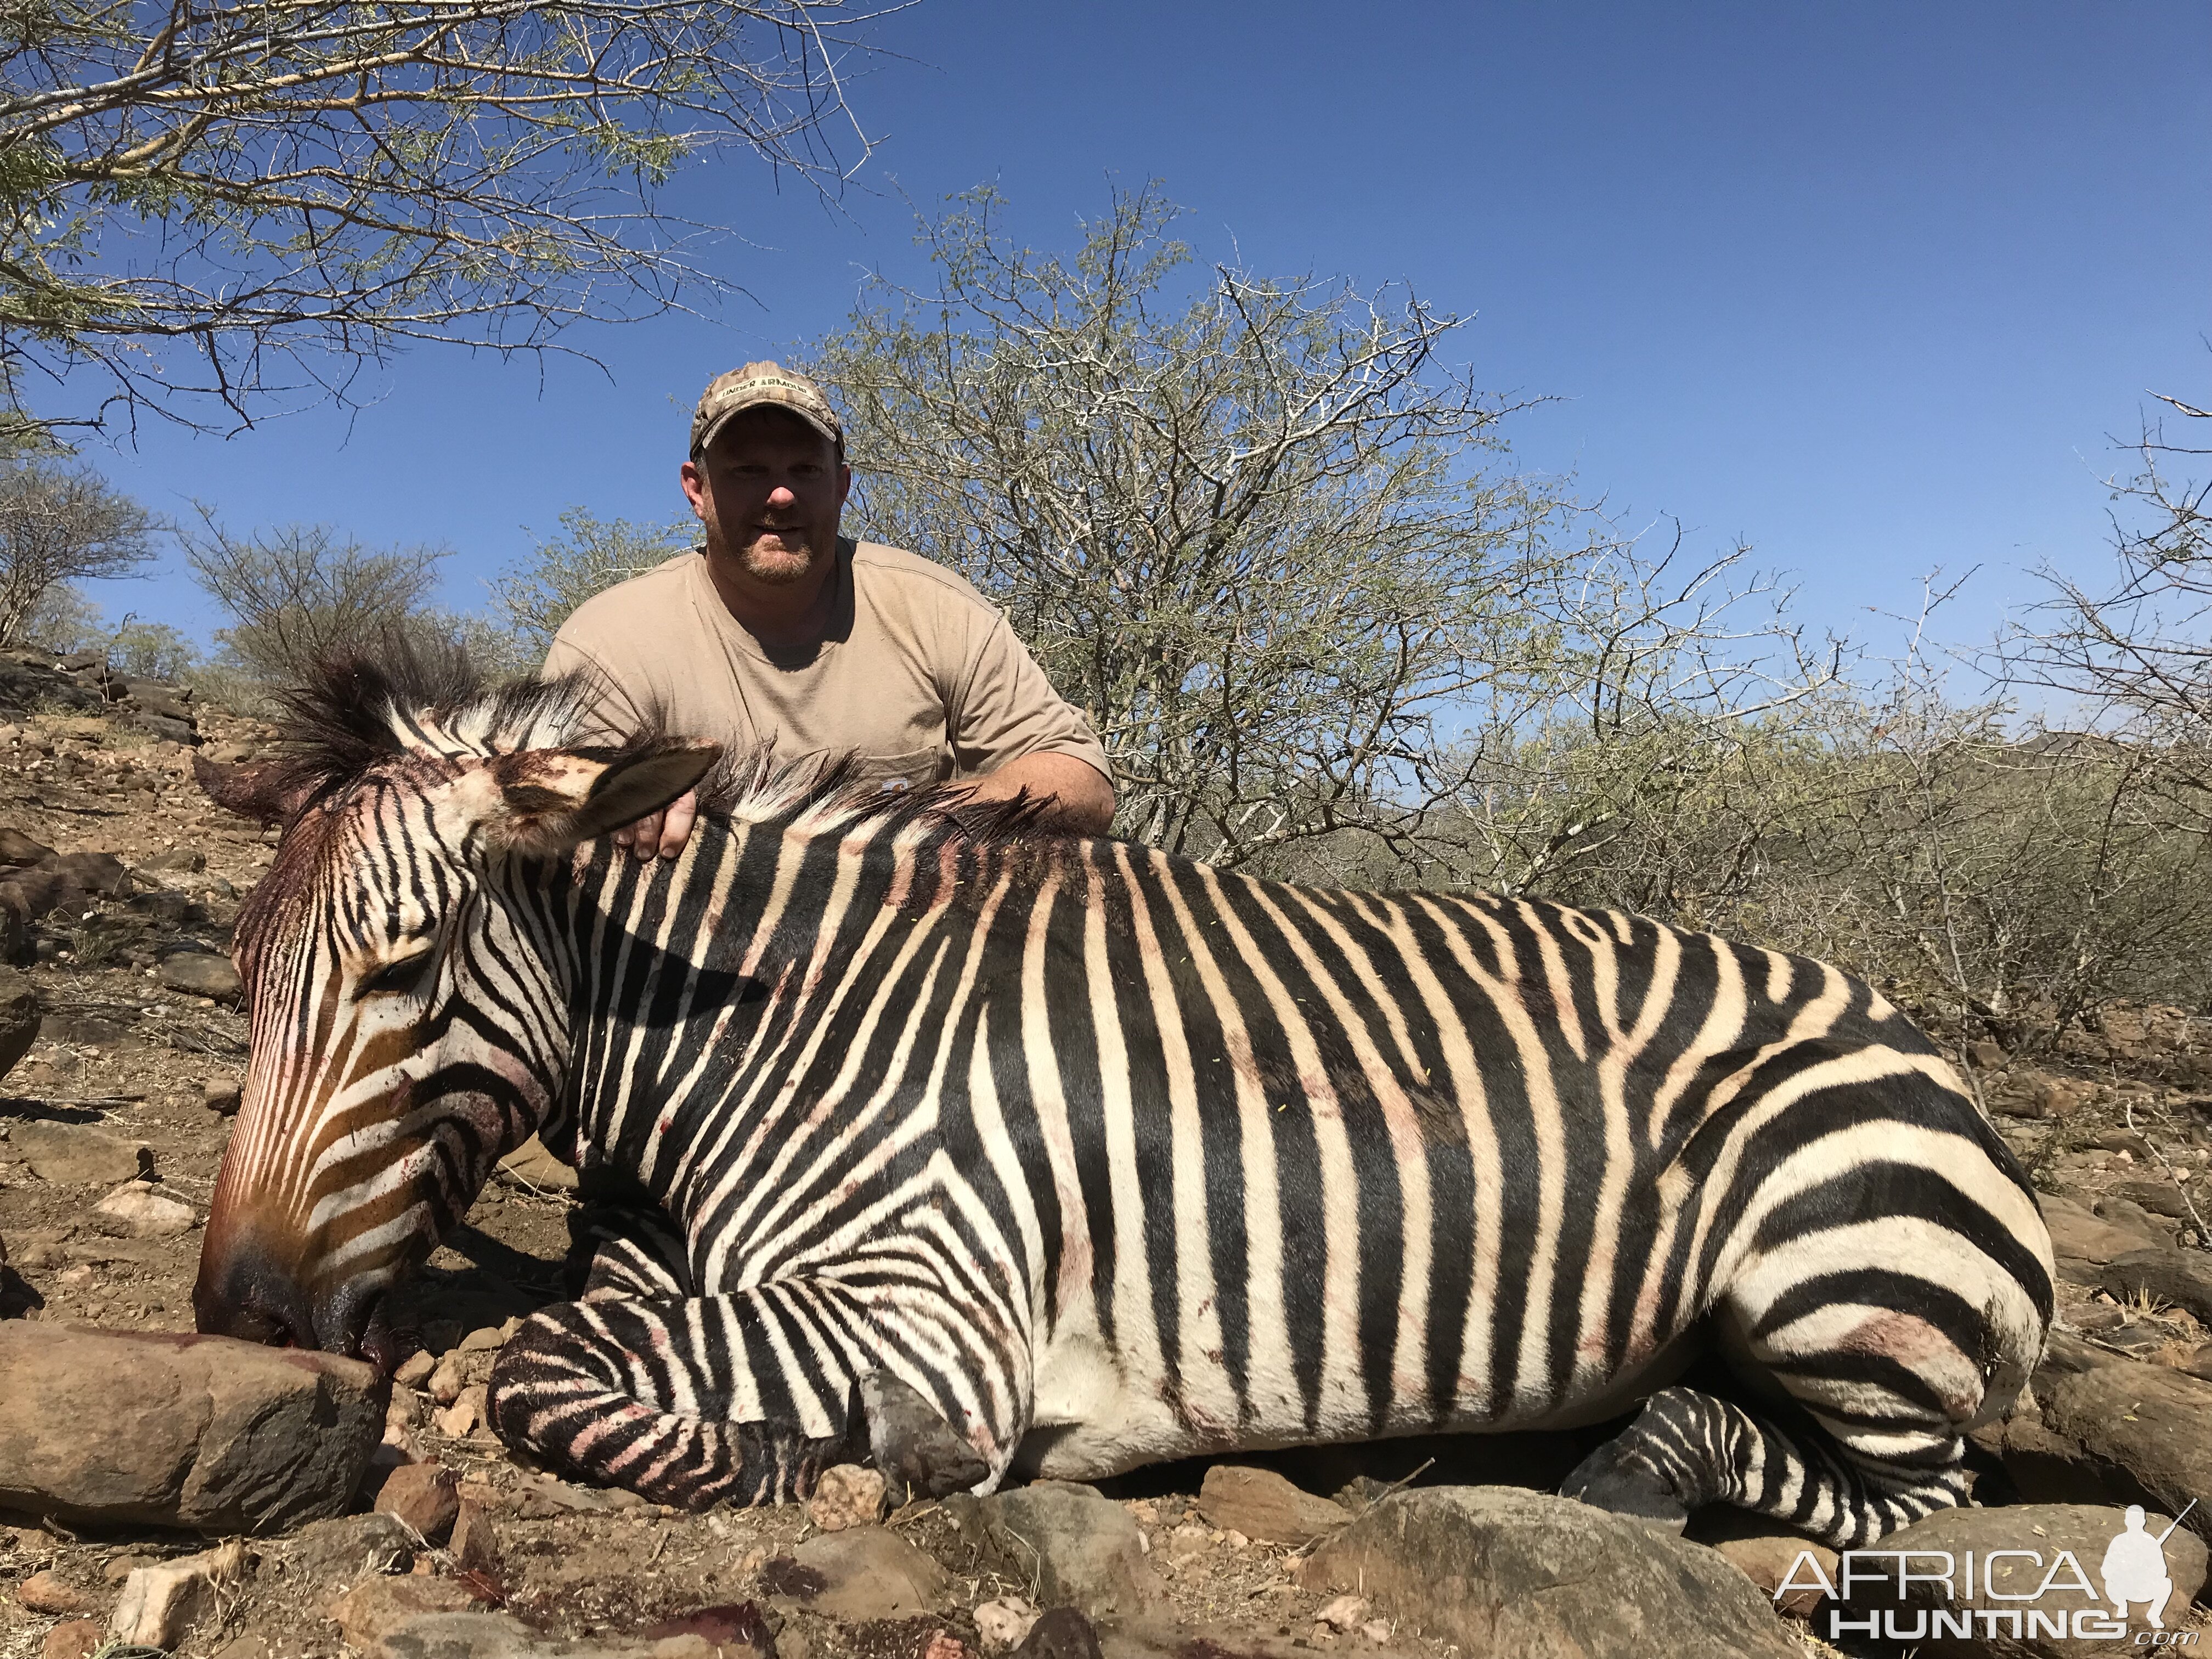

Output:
xmin=806 ymin=1464 xmax=888 ymax=1532
xmin=1009 ymin=1610 xmax=1100 ymax=1659
xmin=42 ymin=851 xmax=127 ymax=896
xmin=495 ymin=1133 xmax=580 ymax=1192
xmin=279 ymin=1512 xmax=415 ymax=1588
xmin=448 ymin=1499 xmax=497 ymax=1575
xmin=1314 ymin=1594 xmax=1369 ymax=1630
xmin=393 ymin=1350 xmax=437 ymax=1390
xmin=156 ymin=951 xmax=241 ymax=1001
xmin=974 ymin=1598 xmax=1041 ymax=1650
xmin=435 ymin=1384 xmax=488 ymax=1438
xmin=92 ymin=1180 xmax=195 ymax=1239
xmin=0 ymin=1324 xmax=385 ymax=1533
xmin=40 ymin=1621 xmax=101 ymax=1659
xmin=109 ymin=1539 xmax=246 ymax=1649
xmin=326 ymin=1576 xmax=492 ymax=1649
xmin=140 ymin=848 xmax=205 ymax=873
xmin=9 ymin=1120 xmax=153 ymax=1185
xmin=374 ymin=1460 xmax=460 ymax=1544
xmin=970 ymin=1481 xmax=1166 ymax=1626
xmin=1835 ymin=1502 xmax=2207 ymax=1657
xmin=0 ymin=829 xmax=53 ymax=867
xmin=456 ymin=1324 xmax=507 ymax=1355
xmin=128 ymin=713 xmax=198 ymax=747
xmin=2111 ymin=1180 xmax=2196 ymax=1221
xmin=787 ymin=1526 xmax=952 ymax=1620
xmin=2042 ymin=1194 xmax=2168 ymax=1280
xmin=2096 ymin=1195 xmax=2179 ymax=1244
xmin=1299 ymin=1486 xmax=1801 ymax=1659
xmin=17 ymin=1570 xmax=91 ymax=1614
xmin=2036 ymin=1353 xmax=2212 ymax=1534
xmin=204 ymin=1077 xmax=242 ymax=1115
xmin=1195 ymin=1465 xmax=1348 ymax=1546
xmin=0 ymin=968 xmax=39 ymax=1078
xmin=1684 ymin=1508 xmax=1838 ymax=1620
xmin=2099 ymin=1249 xmax=2212 ymax=1323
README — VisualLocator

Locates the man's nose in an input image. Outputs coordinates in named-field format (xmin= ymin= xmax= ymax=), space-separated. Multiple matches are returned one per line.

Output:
xmin=767 ymin=483 xmax=798 ymax=509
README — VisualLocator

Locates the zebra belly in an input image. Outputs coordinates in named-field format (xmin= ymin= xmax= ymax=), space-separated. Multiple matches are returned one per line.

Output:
xmin=1017 ymin=1299 xmax=1711 ymax=1481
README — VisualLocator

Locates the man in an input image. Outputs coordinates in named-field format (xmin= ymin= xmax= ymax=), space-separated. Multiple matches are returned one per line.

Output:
xmin=545 ymin=362 xmax=1116 ymax=855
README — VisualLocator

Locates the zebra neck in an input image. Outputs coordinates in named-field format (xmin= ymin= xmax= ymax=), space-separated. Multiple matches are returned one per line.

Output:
xmin=553 ymin=807 xmax=918 ymax=1208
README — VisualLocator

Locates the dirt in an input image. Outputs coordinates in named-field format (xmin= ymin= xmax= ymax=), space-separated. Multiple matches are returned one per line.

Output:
xmin=1 ymin=688 xmax=2210 ymax=1659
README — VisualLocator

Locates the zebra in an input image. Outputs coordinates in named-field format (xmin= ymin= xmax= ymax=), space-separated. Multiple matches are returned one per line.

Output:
xmin=191 ymin=653 xmax=2055 ymax=1547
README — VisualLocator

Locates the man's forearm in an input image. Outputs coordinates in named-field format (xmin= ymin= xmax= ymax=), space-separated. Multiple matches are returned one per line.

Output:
xmin=963 ymin=752 xmax=1116 ymax=835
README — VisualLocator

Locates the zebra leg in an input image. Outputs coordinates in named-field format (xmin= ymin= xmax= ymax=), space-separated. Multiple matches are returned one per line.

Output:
xmin=562 ymin=1200 xmax=693 ymax=1302
xmin=487 ymin=1279 xmax=1019 ymax=1508
xmin=1561 ymin=1384 xmax=1967 ymax=1547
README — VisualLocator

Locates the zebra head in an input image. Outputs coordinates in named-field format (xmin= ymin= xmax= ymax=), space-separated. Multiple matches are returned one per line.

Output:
xmin=190 ymin=656 xmax=717 ymax=1364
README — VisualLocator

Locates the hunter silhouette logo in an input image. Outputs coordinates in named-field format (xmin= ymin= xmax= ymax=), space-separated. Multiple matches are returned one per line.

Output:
xmin=1776 ymin=1500 xmax=2201 ymax=1645
xmin=2103 ymin=1504 xmax=2190 ymax=1629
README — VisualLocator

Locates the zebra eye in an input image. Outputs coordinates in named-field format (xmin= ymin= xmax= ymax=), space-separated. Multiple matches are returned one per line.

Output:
xmin=356 ymin=950 xmax=436 ymax=1000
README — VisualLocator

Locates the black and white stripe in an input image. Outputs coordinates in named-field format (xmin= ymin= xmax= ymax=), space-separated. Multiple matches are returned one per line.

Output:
xmin=195 ymin=664 xmax=2056 ymax=1547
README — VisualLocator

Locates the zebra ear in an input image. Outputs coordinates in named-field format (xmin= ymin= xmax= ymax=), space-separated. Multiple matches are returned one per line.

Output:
xmin=489 ymin=740 xmax=721 ymax=853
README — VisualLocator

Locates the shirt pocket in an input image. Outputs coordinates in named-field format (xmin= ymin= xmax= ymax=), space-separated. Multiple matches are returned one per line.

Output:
xmin=849 ymin=745 xmax=946 ymax=795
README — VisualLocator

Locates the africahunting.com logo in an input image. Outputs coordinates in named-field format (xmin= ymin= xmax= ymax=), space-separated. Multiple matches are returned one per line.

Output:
xmin=1776 ymin=1503 xmax=2199 ymax=1646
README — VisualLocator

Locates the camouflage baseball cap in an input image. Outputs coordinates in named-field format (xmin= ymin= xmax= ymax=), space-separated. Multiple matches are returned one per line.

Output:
xmin=689 ymin=360 xmax=843 ymax=456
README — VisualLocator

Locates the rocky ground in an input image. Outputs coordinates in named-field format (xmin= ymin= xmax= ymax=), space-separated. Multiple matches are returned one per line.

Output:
xmin=5 ymin=648 xmax=2212 ymax=1659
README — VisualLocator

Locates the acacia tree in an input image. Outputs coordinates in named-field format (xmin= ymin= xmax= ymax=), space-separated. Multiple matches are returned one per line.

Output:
xmin=2001 ymin=389 xmax=2212 ymax=834
xmin=182 ymin=507 xmax=445 ymax=682
xmin=812 ymin=185 xmax=1822 ymax=870
xmin=0 ymin=1 xmax=891 ymax=442
xmin=0 ymin=459 xmax=158 ymax=642
xmin=484 ymin=505 xmax=693 ymax=665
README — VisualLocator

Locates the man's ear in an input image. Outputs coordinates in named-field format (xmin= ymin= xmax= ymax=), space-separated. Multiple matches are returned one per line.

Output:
xmin=488 ymin=740 xmax=721 ymax=854
xmin=193 ymin=755 xmax=318 ymax=828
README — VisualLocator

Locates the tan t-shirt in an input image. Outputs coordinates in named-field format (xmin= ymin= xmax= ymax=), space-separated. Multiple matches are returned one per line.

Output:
xmin=542 ymin=539 xmax=1111 ymax=794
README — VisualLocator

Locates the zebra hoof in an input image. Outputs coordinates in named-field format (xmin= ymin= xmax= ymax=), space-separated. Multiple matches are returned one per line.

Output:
xmin=857 ymin=1371 xmax=989 ymax=1500
xmin=1559 ymin=1438 xmax=1692 ymax=1534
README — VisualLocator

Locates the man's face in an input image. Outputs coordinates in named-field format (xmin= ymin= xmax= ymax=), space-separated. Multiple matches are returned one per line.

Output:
xmin=681 ymin=408 xmax=851 ymax=588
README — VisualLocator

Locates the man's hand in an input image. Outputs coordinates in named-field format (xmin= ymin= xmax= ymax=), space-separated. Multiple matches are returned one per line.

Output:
xmin=611 ymin=788 xmax=699 ymax=860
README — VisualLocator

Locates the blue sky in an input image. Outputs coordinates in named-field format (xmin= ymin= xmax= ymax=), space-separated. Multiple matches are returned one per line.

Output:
xmin=70 ymin=2 xmax=2212 ymax=661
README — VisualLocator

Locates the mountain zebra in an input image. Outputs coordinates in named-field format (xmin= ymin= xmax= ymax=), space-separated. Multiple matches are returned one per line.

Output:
xmin=193 ymin=657 xmax=2054 ymax=1547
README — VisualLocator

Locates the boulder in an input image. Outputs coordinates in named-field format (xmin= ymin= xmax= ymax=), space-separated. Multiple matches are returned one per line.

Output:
xmin=9 ymin=1120 xmax=153 ymax=1184
xmin=204 ymin=1077 xmax=242 ymax=1115
xmin=157 ymin=951 xmax=242 ymax=1001
xmin=1194 ymin=1465 xmax=1349 ymax=1547
xmin=1298 ymin=1486 xmax=1802 ymax=1659
xmin=968 ymin=1481 xmax=1167 ymax=1627
xmin=2041 ymin=1194 xmax=2168 ymax=1280
xmin=2098 ymin=1249 xmax=2212 ymax=1324
xmin=40 ymin=1620 xmax=101 ymax=1659
xmin=18 ymin=1570 xmax=92 ymax=1614
xmin=0 ymin=967 xmax=40 ymax=1079
xmin=2096 ymin=1195 xmax=2179 ymax=1245
xmin=0 ymin=1325 xmax=385 ymax=1533
xmin=42 ymin=851 xmax=127 ymax=896
xmin=0 ymin=829 xmax=53 ymax=867
xmin=2036 ymin=1353 xmax=2212 ymax=1538
xmin=788 ymin=1525 xmax=952 ymax=1620
xmin=2111 ymin=1180 xmax=2196 ymax=1221
xmin=806 ymin=1464 xmax=888 ymax=1532
xmin=1833 ymin=1502 xmax=2207 ymax=1657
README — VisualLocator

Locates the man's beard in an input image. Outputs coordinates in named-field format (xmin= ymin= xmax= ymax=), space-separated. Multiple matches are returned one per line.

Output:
xmin=731 ymin=528 xmax=817 ymax=586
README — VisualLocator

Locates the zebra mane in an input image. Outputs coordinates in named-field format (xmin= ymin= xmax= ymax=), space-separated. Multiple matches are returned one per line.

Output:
xmin=254 ymin=647 xmax=1056 ymax=845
